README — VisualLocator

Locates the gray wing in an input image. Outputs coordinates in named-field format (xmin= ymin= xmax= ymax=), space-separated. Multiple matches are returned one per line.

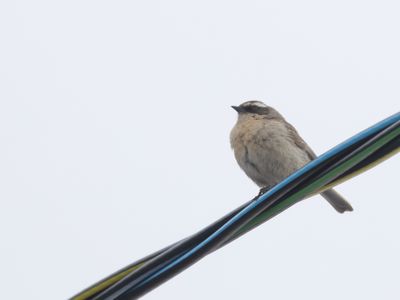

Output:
xmin=284 ymin=121 xmax=317 ymax=160
xmin=283 ymin=121 xmax=353 ymax=213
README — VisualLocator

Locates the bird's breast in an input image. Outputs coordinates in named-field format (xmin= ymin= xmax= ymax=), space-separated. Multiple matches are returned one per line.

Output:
xmin=230 ymin=119 xmax=310 ymax=187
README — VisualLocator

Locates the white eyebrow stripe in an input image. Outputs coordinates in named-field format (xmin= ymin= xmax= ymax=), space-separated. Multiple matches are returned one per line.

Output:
xmin=242 ymin=101 xmax=268 ymax=108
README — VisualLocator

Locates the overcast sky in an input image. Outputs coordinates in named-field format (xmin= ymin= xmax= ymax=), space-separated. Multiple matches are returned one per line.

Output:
xmin=1 ymin=1 xmax=399 ymax=299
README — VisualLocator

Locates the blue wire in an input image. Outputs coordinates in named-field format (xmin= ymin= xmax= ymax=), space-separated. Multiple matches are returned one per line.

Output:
xmin=128 ymin=112 xmax=400 ymax=294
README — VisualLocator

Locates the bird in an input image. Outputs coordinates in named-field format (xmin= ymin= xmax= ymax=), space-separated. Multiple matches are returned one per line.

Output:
xmin=230 ymin=100 xmax=353 ymax=213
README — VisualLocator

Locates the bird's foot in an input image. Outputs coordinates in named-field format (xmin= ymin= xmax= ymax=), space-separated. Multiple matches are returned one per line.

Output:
xmin=257 ymin=185 xmax=275 ymax=197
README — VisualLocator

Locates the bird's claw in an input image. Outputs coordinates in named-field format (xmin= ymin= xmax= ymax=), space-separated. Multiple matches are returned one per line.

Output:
xmin=257 ymin=185 xmax=274 ymax=197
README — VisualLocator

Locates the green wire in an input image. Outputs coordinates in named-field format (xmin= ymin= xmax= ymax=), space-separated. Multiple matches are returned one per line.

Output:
xmin=315 ymin=147 xmax=399 ymax=195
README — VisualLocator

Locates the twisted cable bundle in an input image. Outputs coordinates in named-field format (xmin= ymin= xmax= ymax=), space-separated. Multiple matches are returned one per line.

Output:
xmin=71 ymin=112 xmax=400 ymax=300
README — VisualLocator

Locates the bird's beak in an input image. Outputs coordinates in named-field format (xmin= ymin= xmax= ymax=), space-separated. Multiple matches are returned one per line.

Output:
xmin=231 ymin=105 xmax=245 ymax=113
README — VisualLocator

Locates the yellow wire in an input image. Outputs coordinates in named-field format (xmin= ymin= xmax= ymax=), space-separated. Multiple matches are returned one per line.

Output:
xmin=71 ymin=263 xmax=144 ymax=300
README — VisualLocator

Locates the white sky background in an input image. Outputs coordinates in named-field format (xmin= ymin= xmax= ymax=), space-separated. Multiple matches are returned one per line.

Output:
xmin=0 ymin=1 xmax=399 ymax=299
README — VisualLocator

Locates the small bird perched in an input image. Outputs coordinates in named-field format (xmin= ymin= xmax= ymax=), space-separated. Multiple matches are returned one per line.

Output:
xmin=230 ymin=100 xmax=353 ymax=213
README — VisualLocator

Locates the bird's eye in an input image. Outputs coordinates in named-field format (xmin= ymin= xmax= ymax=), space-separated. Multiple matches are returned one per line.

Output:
xmin=247 ymin=106 xmax=269 ymax=115
xmin=247 ymin=106 xmax=259 ymax=113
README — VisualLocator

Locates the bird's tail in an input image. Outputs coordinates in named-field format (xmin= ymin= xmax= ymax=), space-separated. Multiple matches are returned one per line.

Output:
xmin=321 ymin=189 xmax=353 ymax=213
